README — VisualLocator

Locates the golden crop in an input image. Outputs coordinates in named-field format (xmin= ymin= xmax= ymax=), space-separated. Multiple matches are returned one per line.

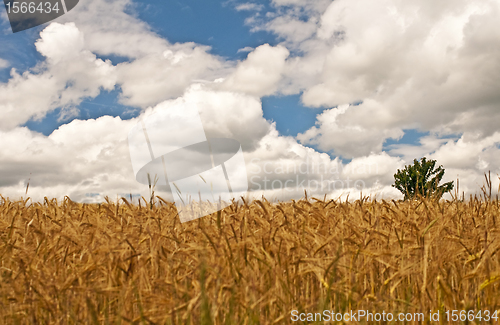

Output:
xmin=0 ymin=194 xmax=499 ymax=324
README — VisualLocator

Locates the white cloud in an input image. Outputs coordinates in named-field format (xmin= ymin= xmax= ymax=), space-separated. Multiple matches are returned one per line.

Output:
xmin=430 ymin=132 xmax=500 ymax=170
xmin=303 ymin=0 xmax=500 ymax=136
xmin=58 ymin=0 xmax=170 ymax=58
xmin=0 ymin=117 xmax=142 ymax=202
xmin=246 ymin=0 xmax=330 ymax=46
xmin=220 ymin=44 xmax=289 ymax=96
xmin=180 ymin=85 xmax=270 ymax=151
xmin=241 ymin=0 xmax=500 ymax=160
xmin=341 ymin=153 xmax=403 ymax=185
xmin=35 ymin=22 xmax=85 ymax=63
xmin=237 ymin=46 xmax=254 ymax=53
xmin=56 ymin=0 xmax=231 ymax=108
xmin=262 ymin=0 xmax=500 ymax=198
xmin=387 ymin=134 xmax=450 ymax=162
xmin=1 ymin=0 xmax=499 ymax=203
xmin=262 ymin=15 xmax=318 ymax=44
xmin=297 ymin=103 xmax=403 ymax=158
xmin=0 ymin=84 xmax=408 ymax=203
xmin=246 ymin=133 xmax=407 ymax=201
xmin=271 ymin=0 xmax=332 ymax=14
xmin=0 ymin=22 xmax=116 ymax=131
xmin=235 ymin=3 xmax=264 ymax=11
xmin=116 ymin=46 xmax=226 ymax=107
xmin=0 ymin=1 xmax=230 ymax=126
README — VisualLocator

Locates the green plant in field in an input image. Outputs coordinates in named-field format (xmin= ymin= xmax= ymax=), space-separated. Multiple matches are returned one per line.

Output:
xmin=392 ymin=157 xmax=454 ymax=200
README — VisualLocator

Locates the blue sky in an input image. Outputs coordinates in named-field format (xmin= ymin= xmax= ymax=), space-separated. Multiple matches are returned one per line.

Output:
xmin=3 ymin=1 xmax=344 ymax=146
xmin=1 ymin=0 xmax=422 ymax=144
xmin=133 ymin=0 xmax=276 ymax=58
xmin=1 ymin=0 xmax=499 ymax=202
xmin=2 ymin=1 xmax=326 ymax=140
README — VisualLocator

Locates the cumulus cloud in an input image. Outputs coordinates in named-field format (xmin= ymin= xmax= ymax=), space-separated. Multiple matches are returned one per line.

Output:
xmin=58 ymin=0 xmax=170 ymax=58
xmin=241 ymin=0 xmax=500 ymax=156
xmin=1 ymin=0 xmax=498 ymax=203
xmin=0 ymin=117 xmax=142 ymax=202
xmin=0 ymin=0 xmax=251 ymax=202
xmin=297 ymin=103 xmax=403 ymax=158
xmin=0 ymin=22 xmax=116 ymax=131
xmin=247 ymin=130 xmax=407 ymax=201
xmin=220 ymin=44 xmax=289 ymax=97
xmin=263 ymin=15 xmax=318 ymax=44
xmin=430 ymin=132 xmax=500 ymax=170
xmin=116 ymin=46 xmax=226 ymax=107
xmin=134 ymin=86 xmax=387 ymax=202
xmin=0 ymin=86 xmax=402 ymax=203
xmin=0 ymin=2 xmax=229 ymax=127
xmin=247 ymin=0 xmax=330 ymax=46
xmin=70 ymin=0 xmax=235 ymax=108
xmin=35 ymin=22 xmax=85 ymax=63
xmin=0 ymin=70 xmax=407 ymax=203
xmin=387 ymin=134 xmax=450 ymax=162
xmin=253 ymin=0 xmax=500 ymax=197
xmin=181 ymin=86 xmax=270 ymax=151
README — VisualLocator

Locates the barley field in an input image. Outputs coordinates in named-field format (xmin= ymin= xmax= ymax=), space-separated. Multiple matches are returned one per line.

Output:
xmin=0 ymin=192 xmax=499 ymax=324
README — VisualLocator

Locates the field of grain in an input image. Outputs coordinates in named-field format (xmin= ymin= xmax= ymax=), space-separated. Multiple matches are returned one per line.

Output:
xmin=0 ymin=193 xmax=499 ymax=324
